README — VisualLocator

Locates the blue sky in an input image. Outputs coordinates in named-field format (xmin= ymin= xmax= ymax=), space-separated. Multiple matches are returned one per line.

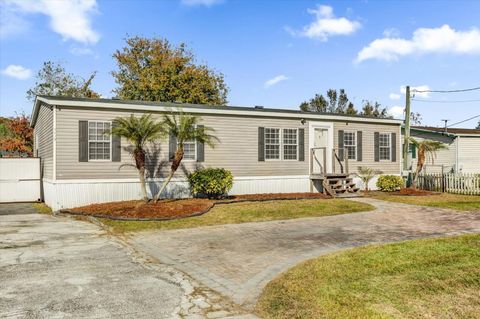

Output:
xmin=1 ymin=0 xmax=479 ymax=127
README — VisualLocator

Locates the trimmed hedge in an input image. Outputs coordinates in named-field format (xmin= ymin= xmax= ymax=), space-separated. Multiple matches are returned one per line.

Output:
xmin=188 ymin=168 xmax=234 ymax=199
xmin=376 ymin=175 xmax=404 ymax=192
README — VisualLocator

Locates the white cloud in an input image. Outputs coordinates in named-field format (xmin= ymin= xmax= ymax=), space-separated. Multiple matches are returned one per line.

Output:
xmin=0 ymin=3 xmax=30 ymax=38
xmin=383 ymin=28 xmax=400 ymax=38
xmin=1 ymin=64 xmax=32 ymax=80
xmin=2 ymin=0 xmax=100 ymax=44
xmin=288 ymin=5 xmax=361 ymax=41
xmin=264 ymin=75 xmax=289 ymax=88
xmin=180 ymin=0 xmax=223 ymax=6
xmin=388 ymin=106 xmax=404 ymax=119
xmin=356 ymin=25 xmax=480 ymax=63
xmin=401 ymin=85 xmax=430 ymax=98
xmin=389 ymin=93 xmax=401 ymax=100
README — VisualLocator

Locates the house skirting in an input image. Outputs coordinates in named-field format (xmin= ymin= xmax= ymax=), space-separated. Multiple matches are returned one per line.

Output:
xmin=42 ymin=175 xmax=311 ymax=211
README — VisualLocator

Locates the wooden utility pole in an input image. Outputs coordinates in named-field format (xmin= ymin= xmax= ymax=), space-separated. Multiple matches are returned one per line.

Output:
xmin=403 ymin=85 xmax=411 ymax=171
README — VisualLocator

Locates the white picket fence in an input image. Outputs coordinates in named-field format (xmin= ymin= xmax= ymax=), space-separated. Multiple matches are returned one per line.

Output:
xmin=418 ymin=173 xmax=480 ymax=195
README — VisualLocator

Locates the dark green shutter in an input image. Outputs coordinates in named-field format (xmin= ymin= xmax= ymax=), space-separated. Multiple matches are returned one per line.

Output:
xmin=357 ymin=131 xmax=362 ymax=161
xmin=374 ymin=132 xmax=380 ymax=162
xmin=298 ymin=128 xmax=305 ymax=161
xmin=391 ymin=133 xmax=397 ymax=162
xmin=112 ymin=122 xmax=121 ymax=162
xmin=169 ymin=130 xmax=177 ymax=161
xmin=338 ymin=130 xmax=344 ymax=161
xmin=411 ymin=144 xmax=416 ymax=159
xmin=197 ymin=125 xmax=204 ymax=162
xmin=79 ymin=121 xmax=88 ymax=162
xmin=258 ymin=127 xmax=265 ymax=161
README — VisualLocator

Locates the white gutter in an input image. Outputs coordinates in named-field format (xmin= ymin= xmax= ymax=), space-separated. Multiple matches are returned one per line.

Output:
xmin=32 ymin=96 xmax=403 ymax=126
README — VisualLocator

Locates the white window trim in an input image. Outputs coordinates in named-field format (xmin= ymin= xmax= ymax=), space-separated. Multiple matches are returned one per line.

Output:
xmin=264 ymin=128 xmax=281 ymax=161
xmin=379 ymin=132 xmax=391 ymax=161
xmin=264 ymin=127 xmax=300 ymax=161
xmin=181 ymin=140 xmax=197 ymax=162
xmin=87 ymin=120 xmax=112 ymax=162
xmin=344 ymin=131 xmax=357 ymax=161
xmin=283 ymin=128 xmax=299 ymax=161
xmin=178 ymin=124 xmax=197 ymax=162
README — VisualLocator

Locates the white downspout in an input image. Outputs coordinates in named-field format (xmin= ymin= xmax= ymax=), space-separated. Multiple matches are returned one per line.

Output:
xmin=52 ymin=105 xmax=57 ymax=182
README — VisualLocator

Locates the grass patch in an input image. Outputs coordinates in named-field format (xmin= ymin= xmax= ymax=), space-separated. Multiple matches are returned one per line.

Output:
xmin=256 ymin=234 xmax=480 ymax=319
xmin=101 ymin=199 xmax=373 ymax=233
xmin=368 ymin=192 xmax=480 ymax=211
xmin=33 ymin=203 xmax=52 ymax=215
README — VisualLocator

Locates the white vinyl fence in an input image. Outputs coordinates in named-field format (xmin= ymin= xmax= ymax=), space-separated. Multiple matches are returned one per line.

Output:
xmin=0 ymin=157 xmax=41 ymax=202
xmin=417 ymin=173 xmax=480 ymax=195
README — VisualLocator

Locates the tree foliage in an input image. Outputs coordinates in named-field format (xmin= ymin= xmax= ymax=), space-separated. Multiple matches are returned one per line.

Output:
xmin=112 ymin=36 xmax=229 ymax=105
xmin=476 ymin=120 xmax=480 ymax=130
xmin=355 ymin=166 xmax=383 ymax=191
xmin=27 ymin=61 xmax=100 ymax=101
xmin=300 ymin=89 xmax=390 ymax=118
xmin=0 ymin=113 xmax=33 ymax=157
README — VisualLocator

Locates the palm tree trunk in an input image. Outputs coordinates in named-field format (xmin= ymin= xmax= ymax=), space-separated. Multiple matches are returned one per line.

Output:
xmin=153 ymin=148 xmax=184 ymax=202
xmin=138 ymin=167 xmax=148 ymax=201
xmin=412 ymin=149 xmax=425 ymax=189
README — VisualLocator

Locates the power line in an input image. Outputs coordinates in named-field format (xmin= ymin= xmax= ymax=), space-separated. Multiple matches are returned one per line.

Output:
xmin=412 ymin=86 xmax=480 ymax=93
xmin=447 ymin=114 xmax=480 ymax=128
xmin=412 ymin=98 xmax=480 ymax=103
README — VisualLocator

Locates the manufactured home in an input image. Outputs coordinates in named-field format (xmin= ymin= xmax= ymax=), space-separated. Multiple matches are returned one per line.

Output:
xmin=31 ymin=96 xmax=402 ymax=210
xmin=406 ymin=126 xmax=480 ymax=173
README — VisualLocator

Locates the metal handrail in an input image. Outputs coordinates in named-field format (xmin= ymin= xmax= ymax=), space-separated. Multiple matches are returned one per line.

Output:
xmin=310 ymin=147 xmax=349 ymax=176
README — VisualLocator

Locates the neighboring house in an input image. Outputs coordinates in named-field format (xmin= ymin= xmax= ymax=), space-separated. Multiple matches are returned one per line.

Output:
xmin=31 ymin=96 xmax=402 ymax=210
xmin=405 ymin=126 xmax=480 ymax=173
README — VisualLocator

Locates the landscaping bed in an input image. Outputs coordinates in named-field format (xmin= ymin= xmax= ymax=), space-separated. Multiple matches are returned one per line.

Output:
xmin=65 ymin=192 xmax=330 ymax=221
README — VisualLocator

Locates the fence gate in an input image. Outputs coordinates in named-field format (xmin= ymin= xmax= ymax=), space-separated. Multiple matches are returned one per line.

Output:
xmin=0 ymin=158 xmax=41 ymax=203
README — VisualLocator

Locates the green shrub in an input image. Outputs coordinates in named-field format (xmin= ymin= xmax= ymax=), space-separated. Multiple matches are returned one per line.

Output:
xmin=188 ymin=168 xmax=234 ymax=199
xmin=376 ymin=175 xmax=404 ymax=192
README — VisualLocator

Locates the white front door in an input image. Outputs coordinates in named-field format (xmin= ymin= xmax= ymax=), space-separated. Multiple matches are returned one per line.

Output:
xmin=309 ymin=122 xmax=333 ymax=175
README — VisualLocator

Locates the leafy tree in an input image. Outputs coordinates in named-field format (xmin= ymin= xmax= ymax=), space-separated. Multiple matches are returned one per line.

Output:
xmin=326 ymin=89 xmax=337 ymax=113
xmin=300 ymin=94 xmax=327 ymax=112
xmin=27 ymin=61 xmax=99 ymax=101
xmin=476 ymin=120 xmax=480 ymax=129
xmin=355 ymin=166 xmax=383 ymax=191
xmin=410 ymin=112 xmax=422 ymax=125
xmin=112 ymin=36 xmax=229 ymax=105
xmin=408 ymin=137 xmax=446 ymax=189
xmin=360 ymin=100 xmax=390 ymax=118
xmin=346 ymin=102 xmax=357 ymax=115
xmin=153 ymin=112 xmax=217 ymax=202
xmin=110 ymin=114 xmax=165 ymax=201
xmin=0 ymin=113 xmax=33 ymax=157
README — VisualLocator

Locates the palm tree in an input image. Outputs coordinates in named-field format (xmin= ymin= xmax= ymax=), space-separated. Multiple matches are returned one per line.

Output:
xmin=153 ymin=112 xmax=217 ymax=202
xmin=110 ymin=114 xmax=165 ymax=201
xmin=355 ymin=166 xmax=383 ymax=191
xmin=408 ymin=137 xmax=446 ymax=189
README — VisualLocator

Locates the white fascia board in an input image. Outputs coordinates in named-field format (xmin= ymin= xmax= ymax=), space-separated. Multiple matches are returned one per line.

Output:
xmin=35 ymin=96 xmax=403 ymax=125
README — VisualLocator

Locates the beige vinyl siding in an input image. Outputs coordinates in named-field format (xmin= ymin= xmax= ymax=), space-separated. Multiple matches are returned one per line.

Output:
xmin=55 ymin=107 xmax=309 ymax=179
xmin=457 ymin=136 xmax=480 ymax=173
xmin=34 ymin=104 xmax=54 ymax=179
xmin=333 ymin=121 xmax=401 ymax=174
xmin=410 ymin=131 xmax=456 ymax=173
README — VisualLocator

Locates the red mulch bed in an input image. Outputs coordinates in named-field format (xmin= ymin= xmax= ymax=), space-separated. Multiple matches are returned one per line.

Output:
xmin=64 ymin=192 xmax=330 ymax=221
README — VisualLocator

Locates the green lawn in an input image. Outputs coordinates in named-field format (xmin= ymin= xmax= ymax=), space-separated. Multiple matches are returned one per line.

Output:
xmin=256 ymin=234 xmax=480 ymax=319
xmin=101 ymin=199 xmax=374 ymax=233
xmin=369 ymin=192 xmax=480 ymax=211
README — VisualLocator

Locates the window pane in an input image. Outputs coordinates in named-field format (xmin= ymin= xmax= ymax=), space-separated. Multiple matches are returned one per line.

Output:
xmin=346 ymin=146 xmax=356 ymax=159
xmin=265 ymin=128 xmax=280 ymax=159
xmin=284 ymin=145 xmax=297 ymax=160
xmin=183 ymin=142 xmax=196 ymax=160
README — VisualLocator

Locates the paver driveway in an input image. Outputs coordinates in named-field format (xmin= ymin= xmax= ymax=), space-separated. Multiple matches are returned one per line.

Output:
xmin=129 ymin=198 xmax=480 ymax=307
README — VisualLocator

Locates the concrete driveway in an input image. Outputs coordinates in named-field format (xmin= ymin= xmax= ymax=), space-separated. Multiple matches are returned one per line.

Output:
xmin=129 ymin=198 xmax=480 ymax=307
xmin=0 ymin=203 xmax=255 ymax=319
